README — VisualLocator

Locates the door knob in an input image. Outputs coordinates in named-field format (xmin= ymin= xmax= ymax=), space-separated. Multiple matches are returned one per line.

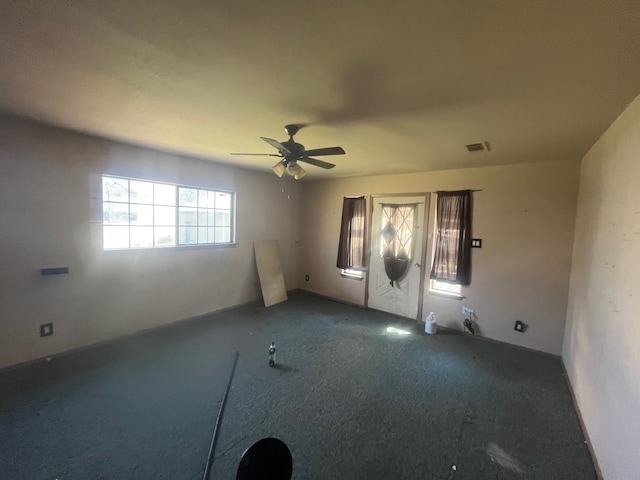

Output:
xmin=414 ymin=263 xmax=421 ymax=268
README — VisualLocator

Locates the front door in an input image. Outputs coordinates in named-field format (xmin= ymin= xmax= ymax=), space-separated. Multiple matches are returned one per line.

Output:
xmin=367 ymin=195 xmax=428 ymax=320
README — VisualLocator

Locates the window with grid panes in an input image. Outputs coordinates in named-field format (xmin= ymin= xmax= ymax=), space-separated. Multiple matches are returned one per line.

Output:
xmin=102 ymin=176 xmax=234 ymax=250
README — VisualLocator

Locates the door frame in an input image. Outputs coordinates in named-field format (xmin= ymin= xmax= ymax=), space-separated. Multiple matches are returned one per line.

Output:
xmin=364 ymin=192 xmax=431 ymax=321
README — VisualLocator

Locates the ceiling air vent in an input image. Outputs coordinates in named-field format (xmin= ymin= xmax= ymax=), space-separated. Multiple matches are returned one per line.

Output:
xmin=466 ymin=141 xmax=491 ymax=153
xmin=466 ymin=143 xmax=485 ymax=152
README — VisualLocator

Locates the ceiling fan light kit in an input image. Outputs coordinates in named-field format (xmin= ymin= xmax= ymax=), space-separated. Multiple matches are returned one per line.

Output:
xmin=232 ymin=124 xmax=345 ymax=179
xmin=287 ymin=163 xmax=306 ymax=179
xmin=272 ymin=162 xmax=286 ymax=177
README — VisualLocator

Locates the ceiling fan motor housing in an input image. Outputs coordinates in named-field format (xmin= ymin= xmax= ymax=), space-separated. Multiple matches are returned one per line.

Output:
xmin=282 ymin=141 xmax=305 ymax=162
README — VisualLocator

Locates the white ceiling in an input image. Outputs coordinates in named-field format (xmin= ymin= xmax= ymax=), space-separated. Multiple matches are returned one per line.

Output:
xmin=1 ymin=0 xmax=639 ymax=179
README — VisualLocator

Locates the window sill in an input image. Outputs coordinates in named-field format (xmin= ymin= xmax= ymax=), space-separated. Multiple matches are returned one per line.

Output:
xmin=103 ymin=243 xmax=238 ymax=253
xmin=340 ymin=272 xmax=365 ymax=280
xmin=428 ymin=289 xmax=463 ymax=300
xmin=340 ymin=268 xmax=366 ymax=280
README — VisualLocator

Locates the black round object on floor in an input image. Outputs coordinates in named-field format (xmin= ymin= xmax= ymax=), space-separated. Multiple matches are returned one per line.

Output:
xmin=236 ymin=437 xmax=292 ymax=480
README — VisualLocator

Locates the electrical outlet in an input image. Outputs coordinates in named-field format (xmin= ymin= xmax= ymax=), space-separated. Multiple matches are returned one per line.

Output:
xmin=514 ymin=320 xmax=525 ymax=332
xmin=462 ymin=306 xmax=474 ymax=316
xmin=40 ymin=323 xmax=53 ymax=337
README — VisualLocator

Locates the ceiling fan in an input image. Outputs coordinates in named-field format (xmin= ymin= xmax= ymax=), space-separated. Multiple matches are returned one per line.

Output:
xmin=231 ymin=124 xmax=345 ymax=179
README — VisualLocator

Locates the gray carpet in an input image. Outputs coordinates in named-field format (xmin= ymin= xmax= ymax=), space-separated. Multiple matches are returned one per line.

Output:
xmin=0 ymin=291 xmax=596 ymax=479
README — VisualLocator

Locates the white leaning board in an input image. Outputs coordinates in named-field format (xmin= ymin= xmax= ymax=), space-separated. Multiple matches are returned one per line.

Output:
xmin=254 ymin=240 xmax=288 ymax=307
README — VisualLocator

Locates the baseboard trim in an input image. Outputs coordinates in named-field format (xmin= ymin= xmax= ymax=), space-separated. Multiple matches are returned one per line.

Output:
xmin=296 ymin=288 xmax=365 ymax=309
xmin=298 ymin=290 xmax=562 ymax=359
xmin=0 ymin=296 xmax=266 ymax=373
xmin=560 ymin=359 xmax=603 ymax=480
xmin=436 ymin=325 xmax=561 ymax=359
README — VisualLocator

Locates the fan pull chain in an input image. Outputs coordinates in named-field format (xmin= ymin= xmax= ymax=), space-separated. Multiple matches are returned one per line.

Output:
xmin=281 ymin=174 xmax=286 ymax=195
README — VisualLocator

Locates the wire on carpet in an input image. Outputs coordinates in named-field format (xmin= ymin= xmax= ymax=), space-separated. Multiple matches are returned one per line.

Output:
xmin=203 ymin=350 xmax=240 ymax=480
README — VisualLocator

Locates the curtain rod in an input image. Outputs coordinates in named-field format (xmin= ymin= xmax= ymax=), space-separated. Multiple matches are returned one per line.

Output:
xmin=434 ymin=189 xmax=484 ymax=194
xmin=369 ymin=190 xmax=484 ymax=197
xmin=436 ymin=189 xmax=484 ymax=193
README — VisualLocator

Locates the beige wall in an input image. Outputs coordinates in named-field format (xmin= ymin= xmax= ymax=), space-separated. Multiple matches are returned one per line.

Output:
xmin=563 ymin=94 xmax=640 ymax=479
xmin=300 ymin=159 xmax=580 ymax=355
xmin=0 ymin=116 xmax=301 ymax=368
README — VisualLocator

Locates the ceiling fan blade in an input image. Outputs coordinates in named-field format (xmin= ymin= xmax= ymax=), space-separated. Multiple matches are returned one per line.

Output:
xmin=302 ymin=146 xmax=345 ymax=157
xmin=298 ymin=156 xmax=336 ymax=169
xmin=261 ymin=137 xmax=292 ymax=155
xmin=230 ymin=152 xmax=282 ymax=157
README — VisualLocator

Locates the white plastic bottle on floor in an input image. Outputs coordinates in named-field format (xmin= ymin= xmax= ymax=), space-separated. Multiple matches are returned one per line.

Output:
xmin=425 ymin=312 xmax=437 ymax=334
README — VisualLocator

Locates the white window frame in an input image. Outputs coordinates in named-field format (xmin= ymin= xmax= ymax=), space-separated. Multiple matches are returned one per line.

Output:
xmin=101 ymin=175 xmax=235 ymax=250
xmin=341 ymin=267 xmax=365 ymax=279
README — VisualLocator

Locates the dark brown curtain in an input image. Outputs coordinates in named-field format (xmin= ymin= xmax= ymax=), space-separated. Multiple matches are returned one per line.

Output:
xmin=429 ymin=190 xmax=472 ymax=285
xmin=336 ymin=196 xmax=366 ymax=269
xmin=381 ymin=204 xmax=416 ymax=287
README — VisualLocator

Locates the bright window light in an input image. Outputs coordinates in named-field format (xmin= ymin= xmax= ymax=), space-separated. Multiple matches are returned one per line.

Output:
xmin=386 ymin=326 xmax=411 ymax=335
xmin=429 ymin=279 xmax=462 ymax=296
xmin=341 ymin=268 xmax=364 ymax=279
xmin=102 ymin=175 xmax=235 ymax=250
